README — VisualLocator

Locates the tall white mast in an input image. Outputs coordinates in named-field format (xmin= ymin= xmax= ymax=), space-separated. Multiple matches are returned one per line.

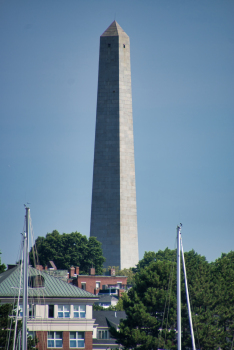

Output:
xmin=177 ymin=225 xmax=197 ymax=350
xmin=177 ymin=225 xmax=181 ymax=350
xmin=22 ymin=207 xmax=29 ymax=350
xmin=181 ymin=236 xmax=196 ymax=350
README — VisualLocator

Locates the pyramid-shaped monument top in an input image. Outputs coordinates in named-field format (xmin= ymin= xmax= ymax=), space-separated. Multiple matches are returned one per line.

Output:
xmin=101 ymin=20 xmax=128 ymax=37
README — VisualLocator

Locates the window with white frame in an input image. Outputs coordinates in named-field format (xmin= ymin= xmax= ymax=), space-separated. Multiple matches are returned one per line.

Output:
xmin=47 ymin=331 xmax=63 ymax=348
xmin=96 ymin=282 xmax=100 ymax=289
xmin=70 ymin=331 xmax=85 ymax=348
xmin=58 ymin=305 xmax=70 ymax=318
xmin=98 ymin=329 xmax=108 ymax=339
xmin=73 ymin=305 xmax=86 ymax=318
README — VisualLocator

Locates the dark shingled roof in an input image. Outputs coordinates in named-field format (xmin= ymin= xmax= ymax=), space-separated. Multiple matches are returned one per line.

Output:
xmin=0 ymin=265 xmax=96 ymax=299
xmin=93 ymin=310 xmax=126 ymax=329
xmin=93 ymin=311 xmax=126 ymax=349
xmin=96 ymin=295 xmax=119 ymax=303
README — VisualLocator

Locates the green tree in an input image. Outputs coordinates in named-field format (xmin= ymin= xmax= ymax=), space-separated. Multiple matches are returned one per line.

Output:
xmin=115 ymin=296 xmax=124 ymax=311
xmin=181 ymin=250 xmax=220 ymax=350
xmin=0 ymin=303 xmax=37 ymax=349
xmin=111 ymin=248 xmax=233 ymax=350
xmin=133 ymin=248 xmax=176 ymax=273
xmin=0 ymin=250 xmax=6 ymax=273
xmin=118 ymin=268 xmax=135 ymax=285
xmin=210 ymin=251 xmax=234 ymax=350
xmin=110 ymin=260 xmax=177 ymax=350
xmin=29 ymin=231 xmax=105 ymax=274
xmin=93 ymin=304 xmax=105 ymax=311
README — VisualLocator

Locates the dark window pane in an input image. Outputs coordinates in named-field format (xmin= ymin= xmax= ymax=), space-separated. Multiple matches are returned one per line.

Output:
xmin=56 ymin=332 xmax=62 ymax=339
xmin=48 ymin=305 xmax=54 ymax=318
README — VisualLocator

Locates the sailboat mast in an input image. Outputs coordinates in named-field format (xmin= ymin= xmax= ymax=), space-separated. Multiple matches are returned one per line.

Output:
xmin=22 ymin=207 xmax=29 ymax=350
xmin=181 ymin=236 xmax=196 ymax=350
xmin=177 ymin=225 xmax=181 ymax=350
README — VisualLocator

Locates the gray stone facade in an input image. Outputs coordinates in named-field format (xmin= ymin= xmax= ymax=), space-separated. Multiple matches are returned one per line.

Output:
xmin=90 ymin=21 xmax=138 ymax=269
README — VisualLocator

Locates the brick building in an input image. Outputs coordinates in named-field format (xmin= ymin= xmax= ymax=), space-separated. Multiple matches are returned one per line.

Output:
xmin=69 ymin=267 xmax=128 ymax=296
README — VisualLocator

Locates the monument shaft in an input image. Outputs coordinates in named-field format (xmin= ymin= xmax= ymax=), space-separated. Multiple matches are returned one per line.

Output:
xmin=90 ymin=21 xmax=138 ymax=269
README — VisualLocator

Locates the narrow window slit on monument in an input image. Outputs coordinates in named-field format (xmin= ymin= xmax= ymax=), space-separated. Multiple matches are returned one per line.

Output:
xmin=123 ymin=44 xmax=125 ymax=48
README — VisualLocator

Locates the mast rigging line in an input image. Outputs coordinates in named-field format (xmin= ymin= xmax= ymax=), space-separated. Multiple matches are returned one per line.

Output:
xmin=5 ymin=220 xmax=26 ymax=350
xmin=28 ymin=210 xmax=47 ymax=349
xmin=158 ymin=237 xmax=177 ymax=349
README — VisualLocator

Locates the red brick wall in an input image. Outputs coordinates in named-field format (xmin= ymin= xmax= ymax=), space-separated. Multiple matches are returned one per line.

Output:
xmin=85 ymin=331 xmax=93 ymax=350
xmin=36 ymin=331 xmax=47 ymax=350
xmin=76 ymin=275 xmax=127 ymax=294
xmin=36 ymin=331 xmax=92 ymax=350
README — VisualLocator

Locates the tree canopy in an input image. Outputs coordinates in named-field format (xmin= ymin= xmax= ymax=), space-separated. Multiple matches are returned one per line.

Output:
xmin=111 ymin=248 xmax=234 ymax=350
xmin=0 ymin=250 xmax=6 ymax=274
xmin=29 ymin=230 xmax=105 ymax=274
xmin=133 ymin=248 xmax=177 ymax=273
xmin=0 ymin=303 xmax=37 ymax=349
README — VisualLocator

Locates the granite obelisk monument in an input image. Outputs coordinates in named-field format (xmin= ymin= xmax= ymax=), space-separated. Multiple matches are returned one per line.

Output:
xmin=90 ymin=21 xmax=138 ymax=269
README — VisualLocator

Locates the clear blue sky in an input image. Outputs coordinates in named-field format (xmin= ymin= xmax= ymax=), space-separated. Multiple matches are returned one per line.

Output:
xmin=0 ymin=0 xmax=233 ymax=266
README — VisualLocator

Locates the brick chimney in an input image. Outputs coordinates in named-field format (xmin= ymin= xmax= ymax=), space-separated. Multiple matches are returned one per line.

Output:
xmin=70 ymin=266 xmax=75 ymax=278
xmin=36 ymin=265 xmax=43 ymax=271
xmin=109 ymin=268 xmax=115 ymax=276
xmin=118 ymin=289 xmax=125 ymax=298
xmin=7 ymin=264 xmax=17 ymax=270
xmin=45 ymin=266 xmax=48 ymax=271
xmin=89 ymin=267 xmax=95 ymax=275
xmin=75 ymin=266 xmax=79 ymax=275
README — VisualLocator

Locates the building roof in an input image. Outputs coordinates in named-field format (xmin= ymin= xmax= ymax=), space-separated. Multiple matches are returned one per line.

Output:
xmin=96 ymin=295 xmax=119 ymax=304
xmin=93 ymin=310 xmax=126 ymax=329
xmin=92 ymin=339 xmax=120 ymax=349
xmin=93 ymin=311 xmax=126 ymax=348
xmin=0 ymin=265 xmax=96 ymax=299
xmin=101 ymin=20 xmax=128 ymax=38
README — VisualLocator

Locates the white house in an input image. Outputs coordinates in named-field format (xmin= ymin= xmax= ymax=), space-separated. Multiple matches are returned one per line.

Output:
xmin=0 ymin=265 xmax=98 ymax=350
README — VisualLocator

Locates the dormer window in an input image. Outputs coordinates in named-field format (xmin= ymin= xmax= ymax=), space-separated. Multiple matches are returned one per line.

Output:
xmin=28 ymin=275 xmax=45 ymax=288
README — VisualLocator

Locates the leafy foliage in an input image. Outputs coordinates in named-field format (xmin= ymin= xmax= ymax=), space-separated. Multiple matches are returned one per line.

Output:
xmin=0 ymin=303 xmax=37 ymax=349
xmin=118 ymin=268 xmax=135 ymax=285
xmin=133 ymin=248 xmax=176 ymax=273
xmin=210 ymin=251 xmax=234 ymax=350
xmin=110 ymin=260 xmax=177 ymax=350
xmin=93 ymin=304 xmax=105 ymax=311
xmin=111 ymin=248 xmax=234 ymax=350
xmin=0 ymin=250 xmax=6 ymax=273
xmin=29 ymin=230 xmax=105 ymax=274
